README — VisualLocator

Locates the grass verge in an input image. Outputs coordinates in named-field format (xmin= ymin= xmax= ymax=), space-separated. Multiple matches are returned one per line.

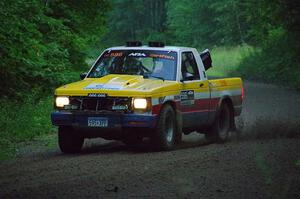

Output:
xmin=205 ymin=45 xmax=253 ymax=77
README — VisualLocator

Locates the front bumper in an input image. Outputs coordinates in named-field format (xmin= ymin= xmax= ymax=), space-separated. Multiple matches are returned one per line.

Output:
xmin=51 ymin=111 xmax=157 ymax=129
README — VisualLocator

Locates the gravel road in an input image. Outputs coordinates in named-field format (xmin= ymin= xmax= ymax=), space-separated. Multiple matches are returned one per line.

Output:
xmin=0 ymin=81 xmax=300 ymax=199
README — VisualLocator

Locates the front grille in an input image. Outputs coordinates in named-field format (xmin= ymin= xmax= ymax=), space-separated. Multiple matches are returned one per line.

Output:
xmin=68 ymin=96 xmax=132 ymax=112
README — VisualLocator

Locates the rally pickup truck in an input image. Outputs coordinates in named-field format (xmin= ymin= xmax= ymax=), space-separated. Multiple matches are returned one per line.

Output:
xmin=51 ymin=41 xmax=244 ymax=153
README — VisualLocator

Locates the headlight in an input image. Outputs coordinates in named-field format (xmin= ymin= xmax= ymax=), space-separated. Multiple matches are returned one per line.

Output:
xmin=133 ymin=98 xmax=147 ymax=109
xmin=55 ymin=96 xmax=69 ymax=108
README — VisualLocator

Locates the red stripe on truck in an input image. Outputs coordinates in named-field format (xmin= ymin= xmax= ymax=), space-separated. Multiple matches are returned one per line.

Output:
xmin=152 ymin=98 xmax=220 ymax=114
xmin=151 ymin=95 xmax=241 ymax=115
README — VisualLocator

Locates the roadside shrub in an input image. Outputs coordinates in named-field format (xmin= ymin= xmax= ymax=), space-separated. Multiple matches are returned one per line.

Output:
xmin=0 ymin=95 xmax=55 ymax=159
xmin=237 ymin=33 xmax=300 ymax=89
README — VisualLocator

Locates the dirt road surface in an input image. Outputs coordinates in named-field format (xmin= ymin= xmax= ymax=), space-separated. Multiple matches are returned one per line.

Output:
xmin=1 ymin=81 xmax=300 ymax=199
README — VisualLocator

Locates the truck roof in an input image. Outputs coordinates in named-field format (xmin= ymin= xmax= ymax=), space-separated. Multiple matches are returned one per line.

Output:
xmin=107 ymin=46 xmax=196 ymax=52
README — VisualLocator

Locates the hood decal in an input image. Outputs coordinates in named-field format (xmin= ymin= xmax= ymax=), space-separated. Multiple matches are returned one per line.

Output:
xmin=84 ymin=83 xmax=123 ymax=90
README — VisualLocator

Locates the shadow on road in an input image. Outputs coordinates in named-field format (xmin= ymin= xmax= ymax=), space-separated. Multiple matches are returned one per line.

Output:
xmin=15 ymin=118 xmax=300 ymax=162
xmin=13 ymin=133 xmax=213 ymax=162
xmin=79 ymin=133 xmax=210 ymax=155
xmin=78 ymin=117 xmax=300 ymax=155
xmin=31 ymin=118 xmax=300 ymax=160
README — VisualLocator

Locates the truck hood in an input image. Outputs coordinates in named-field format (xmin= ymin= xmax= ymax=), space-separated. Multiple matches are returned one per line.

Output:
xmin=55 ymin=74 xmax=180 ymax=97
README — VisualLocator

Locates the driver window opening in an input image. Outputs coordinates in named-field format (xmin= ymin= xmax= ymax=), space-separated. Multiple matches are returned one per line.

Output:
xmin=181 ymin=52 xmax=200 ymax=81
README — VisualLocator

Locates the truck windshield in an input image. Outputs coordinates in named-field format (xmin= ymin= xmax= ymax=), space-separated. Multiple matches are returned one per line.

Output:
xmin=87 ymin=50 xmax=177 ymax=81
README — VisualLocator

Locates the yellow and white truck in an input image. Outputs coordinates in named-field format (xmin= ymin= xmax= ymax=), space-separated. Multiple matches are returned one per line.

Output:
xmin=51 ymin=42 xmax=244 ymax=153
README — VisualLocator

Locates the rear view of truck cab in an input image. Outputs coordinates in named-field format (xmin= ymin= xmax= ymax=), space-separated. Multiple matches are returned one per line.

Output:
xmin=51 ymin=41 xmax=244 ymax=153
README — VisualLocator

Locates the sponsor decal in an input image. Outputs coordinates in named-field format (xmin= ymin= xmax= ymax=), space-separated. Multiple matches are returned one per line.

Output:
xmin=174 ymin=95 xmax=181 ymax=101
xmin=112 ymin=105 xmax=128 ymax=110
xmin=85 ymin=83 xmax=104 ymax=90
xmin=180 ymin=90 xmax=194 ymax=101
xmin=149 ymin=54 xmax=175 ymax=60
xmin=84 ymin=83 xmax=123 ymax=90
xmin=104 ymin=52 xmax=123 ymax=57
xmin=180 ymin=100 xmax=195 ymax=106
xmin=128 ymin=52 xmax=146 ymax=57
xmin=88 ymin=93 xmax=107 ymax=97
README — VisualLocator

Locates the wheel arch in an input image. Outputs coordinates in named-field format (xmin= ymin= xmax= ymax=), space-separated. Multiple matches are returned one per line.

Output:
xmin=162 ymin=100 xmax=177 ymax=111
xmin=159 ymin=100 xmax=179 ymax=124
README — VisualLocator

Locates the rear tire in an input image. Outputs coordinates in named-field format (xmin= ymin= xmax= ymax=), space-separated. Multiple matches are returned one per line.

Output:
xmin=205 ymin=102 xmax=231 ymax=143
xmin=58 ymin=126 xmax=84 ymax=153
xmin=152 ymin=104 xmax=179 ymax=150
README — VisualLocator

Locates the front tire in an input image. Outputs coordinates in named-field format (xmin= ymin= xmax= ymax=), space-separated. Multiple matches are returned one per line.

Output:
xmin=58 ymin=126 xmax=84 ymax=153
xmin=152 ymin=104 xmax=179 ymax=150
xmin=205 ymin=102 xmax=231 ymax=143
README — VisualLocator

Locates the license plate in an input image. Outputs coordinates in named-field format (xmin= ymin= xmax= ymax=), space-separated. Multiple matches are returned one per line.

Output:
xmin=87 ymin=117 xmax=108 ymax=127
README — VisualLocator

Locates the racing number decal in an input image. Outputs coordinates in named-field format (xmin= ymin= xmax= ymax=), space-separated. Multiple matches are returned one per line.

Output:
xmin=180 ymin=90 xmax=195 ymax=105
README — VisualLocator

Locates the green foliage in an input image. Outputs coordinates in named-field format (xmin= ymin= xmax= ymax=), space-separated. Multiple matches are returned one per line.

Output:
xmin=0 ymin=0 xmax=109 ymax=158
xmin=102 ymin=0 xmax=169 ymax=46
xmin=167 ymin=0 xmax=249 ymax=47
xmin=236 ymin=0 xmax=300 ymax=88
xmin=238 ymin=33 xmax=300 ymax=88
xmin=0 ymin=0 xmax=109 ymax=99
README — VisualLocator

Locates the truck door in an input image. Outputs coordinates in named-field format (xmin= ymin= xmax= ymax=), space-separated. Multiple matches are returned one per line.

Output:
xmin=180 ymin=51 xmax=210 ymax=129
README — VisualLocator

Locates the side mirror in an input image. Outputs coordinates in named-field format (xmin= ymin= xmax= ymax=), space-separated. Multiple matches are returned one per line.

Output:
xmin=200 ymin=49 xmax=212 ymax=71
xmin=80 ymin=72 xmax=87 ymax=80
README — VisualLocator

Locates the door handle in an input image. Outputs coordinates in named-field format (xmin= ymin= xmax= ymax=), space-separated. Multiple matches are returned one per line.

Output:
xmin=200 ymin=83 xmax=204 ymax=87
